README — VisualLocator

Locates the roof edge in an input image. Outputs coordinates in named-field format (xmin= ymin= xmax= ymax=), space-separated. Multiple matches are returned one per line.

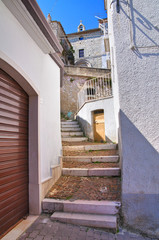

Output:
xmin=21 ymin=0 xmax=63 ymax=54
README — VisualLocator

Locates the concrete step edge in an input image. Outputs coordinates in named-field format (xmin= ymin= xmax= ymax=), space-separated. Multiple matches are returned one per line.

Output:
xmin=61 ymin=128 xmax=81 ymax=132
xmin=63 ymin=144 xmax=117 ymax=151
xmin=43 ymin=199 xmax=121 ymax=215
xmin=61 ymin=125 xmax=79 ymax=128
xmin=62 ymin=167 xmax=120 ymax=176
xmin=61 ymin=132 xmax=83 ymax=136
xmin=51 ymin=212 xmax=117 ymax=229
xmin=62 ymin=137 xmax=88 ymax=142
xmin=62 ymin=156 xmax=119 ymax=163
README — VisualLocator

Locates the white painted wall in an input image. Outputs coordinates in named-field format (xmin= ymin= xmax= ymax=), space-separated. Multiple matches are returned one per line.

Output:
xmin=0 ymin=1 xmax=62 ymax=182
xmin=107 ymin=0 xmax=159 ymax=236
xmin=77 ymin=97 xmax=117 ymax=143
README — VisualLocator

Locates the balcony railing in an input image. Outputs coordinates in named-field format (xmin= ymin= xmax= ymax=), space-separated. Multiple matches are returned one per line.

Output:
xmin=77 ymin=73 xmax=112 ymax=110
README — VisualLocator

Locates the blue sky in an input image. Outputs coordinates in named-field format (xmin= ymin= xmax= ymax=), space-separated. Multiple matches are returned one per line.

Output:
xmin=36 ymin=0 xmax=106 ymax=34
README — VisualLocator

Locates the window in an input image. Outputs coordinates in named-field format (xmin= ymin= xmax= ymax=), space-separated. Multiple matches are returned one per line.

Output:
xmin=79 ymin=36 xmax=84 ymax=40
xmin=79 ymin=25 xmax=83 ymax=31
xmin=79 ymin=49 xmax=84 ymax=58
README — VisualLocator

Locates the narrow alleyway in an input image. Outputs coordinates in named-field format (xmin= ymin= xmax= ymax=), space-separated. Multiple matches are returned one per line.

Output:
xmin=17 ymin=120 xmax=158 ymax=240
xmin=43 ymin=120 xmax=121 ymax=230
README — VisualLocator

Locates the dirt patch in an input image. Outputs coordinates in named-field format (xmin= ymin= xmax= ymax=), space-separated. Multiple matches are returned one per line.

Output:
xmin=63 ymin=149 xmax=118 ymax=156
xmin=46 ymin=176 xmax=121 ymax=201
xmin=63 ymin=161 xmax=119 ymax=168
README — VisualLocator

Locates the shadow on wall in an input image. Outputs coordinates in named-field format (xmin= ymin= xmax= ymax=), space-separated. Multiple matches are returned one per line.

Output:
xmin=119 ymin=110 xmax=159 ymax=238
xmin=119 ymin=0 xmax=159 ymax=58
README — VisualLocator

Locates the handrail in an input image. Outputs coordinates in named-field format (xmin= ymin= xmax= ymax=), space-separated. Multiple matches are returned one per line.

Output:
xmin=77 ymin=73 xmax=112 ymax=110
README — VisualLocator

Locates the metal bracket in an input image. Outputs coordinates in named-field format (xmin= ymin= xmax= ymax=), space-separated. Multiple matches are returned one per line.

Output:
xmin=117 ymin=0 xmax=120 ymax=13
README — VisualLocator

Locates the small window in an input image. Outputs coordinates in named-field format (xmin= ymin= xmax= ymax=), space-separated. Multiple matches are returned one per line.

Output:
xmin=79 ymin=49 xmax=84 ymax=58
xmin=79 ymin=36 xmax=84 ymax=40
xmin=79 ymin=25 xmax=83 ymax=31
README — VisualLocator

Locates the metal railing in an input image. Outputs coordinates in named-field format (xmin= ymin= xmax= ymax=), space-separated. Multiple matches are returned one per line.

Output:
xmin=77 ymin=73 xmax=112 ymax=110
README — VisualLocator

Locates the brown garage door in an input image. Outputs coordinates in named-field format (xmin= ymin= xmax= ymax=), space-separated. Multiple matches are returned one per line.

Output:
xmin=0 ymin=69 xmax=29 ymax=237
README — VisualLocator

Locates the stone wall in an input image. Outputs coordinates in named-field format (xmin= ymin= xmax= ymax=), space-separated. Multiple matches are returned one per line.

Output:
xmin=61 ymin=75 xmax=88 ymax=119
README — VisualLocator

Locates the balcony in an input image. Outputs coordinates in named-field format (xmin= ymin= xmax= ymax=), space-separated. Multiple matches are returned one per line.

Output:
xmin=77 ymin=73 xmax=112 ymax=110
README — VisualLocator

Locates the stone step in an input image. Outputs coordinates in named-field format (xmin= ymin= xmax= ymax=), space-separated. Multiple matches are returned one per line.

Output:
xmin=43 ymin=199 xmax=121 ymax=215
xmin=61 ymin=132 xmax=83 ymax=137
xmin=61 ymin=124 xmax=79 ymax=128
xmin=61 ymin=127 xmax=81 ymax=132
xmin=62 ymin=167 xmax=120 ymax=177
xmin=62 ymin=156 xmax=119 ymax=163
xmin=51 ymin=212 xmax=117 ymax=229
xmin=62 ymin=137 xmax=88 ymax=142
xmin=61 ymin=121 xmax=78 ymax=125
xmin=63 ymin=144 xmax=117 ymax=151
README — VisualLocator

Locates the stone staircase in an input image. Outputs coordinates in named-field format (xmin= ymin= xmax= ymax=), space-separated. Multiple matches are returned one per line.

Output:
xmin=61 ymin=120 xmax=88 ymax=142
xmin=42 ymin=120 xmax=121 ymax=231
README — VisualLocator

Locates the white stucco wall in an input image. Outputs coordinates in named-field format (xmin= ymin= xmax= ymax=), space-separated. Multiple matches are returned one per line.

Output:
xmin=76 ymin=97 xmax=117 ymax=143
xmin=107 ymin=0 xmax=159 ymax=236
xmin=0 ymin=1 xmax=62 ymax=182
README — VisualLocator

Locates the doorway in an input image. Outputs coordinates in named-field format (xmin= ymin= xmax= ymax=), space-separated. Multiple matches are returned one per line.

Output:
xmin=93 ymin=109 xmax=106 ymax=142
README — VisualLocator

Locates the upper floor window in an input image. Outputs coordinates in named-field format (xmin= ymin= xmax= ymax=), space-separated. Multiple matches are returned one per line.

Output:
xmin=79 ymin=49 xmax=84 ymax=58
xmin=79 ymin=36 xmax=84 ymax=40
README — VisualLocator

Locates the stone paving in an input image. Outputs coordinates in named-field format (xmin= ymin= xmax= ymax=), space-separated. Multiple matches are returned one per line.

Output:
xmin=46 ymin=176 xmax=121 ymax=201
xmin=18 ymin=214 xmax=158 ymax=240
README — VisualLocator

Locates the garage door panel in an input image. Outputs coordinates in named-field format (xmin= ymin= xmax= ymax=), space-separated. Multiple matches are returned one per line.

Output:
xmin=0 ymin=94 xmax=28 ymax=110
xmin=0 ymin=176 xmax=28 ymax=194
xmin=0 ymin=139 xmax=27 ymax=147
xmin=0 ymin=207 xmax=28 ymax=234
xmin=0 ymin=152 xmax=27 ymax=162
xmin=0 ymin=146 xmax=28 ymax=154
xmin=0 ymin=159 xmax=27 ymax=170
xmin=0 ymin=117 xmax=28 ymax=128
xmin=0 ymin=164 xmax=28 ymax=178
xmin=0 ymin=124 xmax=28 ymax=134
xmin=0 ymin=71 xmax=26 ymax=91
xmin=0 ymin=80 xmax=28 ymax=100
xmin=0 ymin=109 xmax=27 ymax=122
xmin=0 ymin=170 xmax=28 ymax=186
xmin=0 ymin=194 xmax=28 ymax=217
xmin=0 ymin=188 xmax=28 ymax=209
xmin=0 ymin=102 xmax=28 ymax=116
xmin=0 ymin=132 xmax=28 ymax=140
xmin=0 ymin=87 xmax=28 ymax=104
xmin=0 ymin=69 xmax=29 ymax=237
xmin=0 ymin=183 xmax=28 ymax=202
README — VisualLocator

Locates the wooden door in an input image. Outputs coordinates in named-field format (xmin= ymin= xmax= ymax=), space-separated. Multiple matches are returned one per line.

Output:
xmin=0 ymin=69 xmax=29 ymax=237
xmin=93 ymin=110 xmax=105 ymax=142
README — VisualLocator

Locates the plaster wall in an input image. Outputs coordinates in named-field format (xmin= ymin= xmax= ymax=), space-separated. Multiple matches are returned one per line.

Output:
xmin=61 ymin=75 xmax=88 ymax=118
xmin=107 ymin=0 xmax=159 ymax=236
xmin=76 ymin=97 xmax=117 ymax=142
xmin=0 ymin=1 xmax=62 ymax=183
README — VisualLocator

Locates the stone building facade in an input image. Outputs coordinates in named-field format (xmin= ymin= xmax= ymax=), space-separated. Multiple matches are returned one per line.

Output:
xmin=67 ymin=20 xmax=110 ymax=69
xmin=47 ymin=14 xmax=74 ymax=65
